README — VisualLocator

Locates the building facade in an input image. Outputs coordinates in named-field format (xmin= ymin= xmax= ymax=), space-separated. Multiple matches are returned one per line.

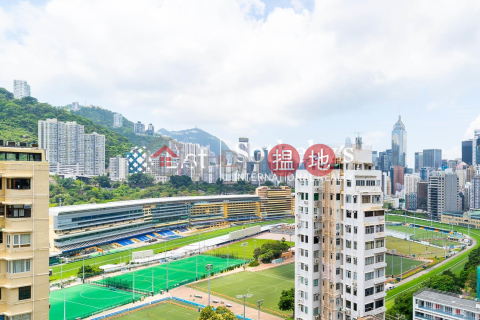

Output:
xmin=113 ymin=113 xmax=122 ymax=128
xmin=146 ymin=124 xmax=155 ymax=136
xmin=109 ymin=156 xmax=128 ymax=180
xmin=415 ymin=152 xmax=423 ymax=173
xmin=423 ymin=149 xmax=442 ymax=170
xmin=413 ymin=289 xmax=480 ymax=320
xmin=295 ymin=147 xmax=386 ymax=320
xmin=391 ymin=116 xmax=407 ymax=167
xmin=13 ymin=80 xmax=31 ymax=99
xmin=0 ymin=144 xmax=50 ymax=319
xmin=84 ymin=132 xmax=105 ymax=176
xmin=134 ymin=121 xmax=145 ymax=134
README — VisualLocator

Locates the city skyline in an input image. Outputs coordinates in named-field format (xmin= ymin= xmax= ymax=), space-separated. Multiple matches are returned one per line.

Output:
xmin=1 ymin=0 xmax=480 ymax=167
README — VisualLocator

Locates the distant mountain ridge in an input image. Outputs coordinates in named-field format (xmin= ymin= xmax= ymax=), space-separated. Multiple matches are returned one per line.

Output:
xmin=157 ymin=128 xmax=230 ymax=156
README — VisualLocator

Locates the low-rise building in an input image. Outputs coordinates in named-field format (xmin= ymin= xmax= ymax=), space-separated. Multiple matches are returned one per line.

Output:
xmin=414 ymin=289 xmax=480 ymax=320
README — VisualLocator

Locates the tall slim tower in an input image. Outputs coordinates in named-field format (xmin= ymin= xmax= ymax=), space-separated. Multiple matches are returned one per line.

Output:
xmin=391 ymin=115 xmax=407 ymax=167
xmin=295 ymin=146 xmax=386 ymax=320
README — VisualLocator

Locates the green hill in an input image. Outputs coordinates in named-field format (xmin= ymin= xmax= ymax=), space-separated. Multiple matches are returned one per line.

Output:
xmin=73 ymin=105 xmax=230 ymax=155
xmin=0 ymin=88 xmax=131 ymax=163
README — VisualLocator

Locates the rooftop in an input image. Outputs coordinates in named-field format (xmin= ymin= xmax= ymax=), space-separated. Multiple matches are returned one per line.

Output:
xmin=415 ymin=289 xmax=478 ymax=313
xmin=50 ymin=194 xmax=260 ymax=216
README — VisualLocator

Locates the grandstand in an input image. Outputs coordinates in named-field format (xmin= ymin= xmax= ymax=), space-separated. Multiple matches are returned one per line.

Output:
xmin=49 ymin=190 xmax=294 ymax=256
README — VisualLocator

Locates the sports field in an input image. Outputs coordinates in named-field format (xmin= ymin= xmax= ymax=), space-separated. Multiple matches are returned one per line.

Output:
xmin=50 ymin=219 xmax=294 ymax=281
xmin=387 ymin=225 xmax=451 ymax=241
xmin=192 ymin=263 xmax=294 ymax=317
xmin=94 ymin=255 xmax=244 ymax=294
xmin=49 ymin=284 xmax=144 ymax=320
xmin=385 ymin=254 xmax=424 ymax=277
xmin=204 ymin=238 xmax=294 ymax=260
xmin=386 ymin=236 xmax=443 ymax=259
xmin=115 ymin=301 xmax=200 ymax=320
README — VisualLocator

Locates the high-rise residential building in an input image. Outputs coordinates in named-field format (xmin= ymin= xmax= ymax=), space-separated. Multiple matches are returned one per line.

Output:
xmin=146 ymin=123 xmax=155 ymax=136
xmin=38 ymin=118 xmax=67 ymax=164
xmin=473 ymin=130 xmax=480 ymax=167
xmin=134 ymin=121 xmax=145 ymax=134
xmin=84 ymin=132 xmax=105 ymax=176
xmin=427 ymin=171 xmax=458 ymax=218
xmin=295 ymin=147 xmax=386 ymax=320
xmin=404 ymin=174 xmax=420 ymax=195
xmin=71 ymin=102 xmax=80 ymax=111
xmin=423 ymin=149 xmax=442 ymax=170
xmin=414 ymin=152 xmax=423 ymax=173
xmin=406 ymin=193 xmax=417 ymax=210
xmin=391 ymin=115 xmax=407 ymax=167
xmin=417 ymin=181 xmax=428 ymax=211
xmin=445 ymin=172 xmax=459 ymax=212
xmin=109 ymin=155 xmax=128 ymax=180
xmin=469 ymin=177 xmax=480 ymax=210
xmin=0 ymin=143 xmax=50 ymax=319
xmin=390 ymin=166 xmax=404 ymax=194
xmin=13 ymin=80 xmax=31 ymax=99
xmin=462 ymin=140 xmax=473 ymax=165
xmin=113 ymin=112 xmax=123 ymax=128
xmin=65 ymin=121 xmax=85 ymax=165
xmin=345 ymin=136 xmax=352 ymax=148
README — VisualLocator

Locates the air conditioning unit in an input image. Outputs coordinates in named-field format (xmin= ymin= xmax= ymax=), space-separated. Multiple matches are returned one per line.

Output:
xmin=314 ymin=215 xmax=319 ymax=221
xmin=345 ymin=310 xmax=351 ymax=315
xmin=304 ymin=200 xmax=309 ymax=205
xmin=297 ymin=224 xmax=301 ymax=228
xmin=314 ymin=259 xmax=319 ymax=264
xmin=315 ymin=187 xmax=321 ymax=191
xmin=296 ymin=214 xmax=301 ymax=218
xmin=315 ymin=315 xmax=321 ymax=320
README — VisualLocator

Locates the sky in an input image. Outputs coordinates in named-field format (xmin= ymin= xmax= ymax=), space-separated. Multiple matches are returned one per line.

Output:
xmin=1 ymin=0 xmax=480 ymax=168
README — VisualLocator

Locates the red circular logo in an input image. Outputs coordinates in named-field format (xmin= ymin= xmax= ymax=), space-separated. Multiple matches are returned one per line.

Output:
xmin=303 ymin=144 xmax=336 ymax=177
xmin=267 ymin=144 xmax=300 ymax=176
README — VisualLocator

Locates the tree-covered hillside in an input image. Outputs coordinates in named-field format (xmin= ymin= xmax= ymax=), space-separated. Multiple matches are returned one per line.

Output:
xmin=73 ymin=106 xmax=163 ymax=148
xmin=0 ymin=88 xmax=132 ymax=163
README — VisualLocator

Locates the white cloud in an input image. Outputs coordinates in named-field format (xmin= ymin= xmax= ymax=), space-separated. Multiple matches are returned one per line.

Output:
xmin=1 ymin=0 xmax=480 ymax=150
xmin=464 ymin=114 xmax=480 ymax=140
xmin=443 ymin=146 xmax=461 ymax=160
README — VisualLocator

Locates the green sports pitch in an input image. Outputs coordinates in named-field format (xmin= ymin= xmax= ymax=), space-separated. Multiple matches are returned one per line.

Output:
xmin=387 ymin=225 xmax=450 ymax=242
xmin=94 ymin=255 xmax=244 ymax=294
xmin=192 ymin=263 xmax=294 ymax=317
xmin=49 ymin=284 xmax=144 ymax=320
xmin=114 ymin=301 xmax=200 ymax=320
xmin=385 ymin=254 xmax=424 ymax=277
xmin=204 ymin=238 xmax=294 ymax=260
xmin=386 ymin=236 xmax=444 ymax=259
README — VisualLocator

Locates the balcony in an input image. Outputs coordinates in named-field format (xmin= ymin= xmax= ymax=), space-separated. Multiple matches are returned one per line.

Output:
xmin=416 ymin=306 xmax=473 ymax=320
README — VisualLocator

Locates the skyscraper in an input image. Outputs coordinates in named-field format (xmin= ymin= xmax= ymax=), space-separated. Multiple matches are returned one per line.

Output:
xmin=84 ymin=132 xmax=105 ymax=176
xmin=238 ymin=137 xmax=250 ymax=175
xmin=113 ymin=112 xmax=123 ymax=128
xmin=414 ymin=152 xmax=423 ymax=173
xmin=13 ymin=80 xmax=31 ymax=99
xmin=422 ymin=149 xmax=442 ymax=170
xmin=428 ymin=171 xmax=445 ymax=219
xmin=134 ymin=121 xmax=145 ymax=134
xmin=390 ymin=166 xmax=405 ymax=194
xmin=473 ymin=130 xmax=480 ymax=167
xmin=391 ymin=115 xmax=407 ymax=167
xmin=462 ymin=140 xmax=473 ymax=165
xmin=295 ymin=146 xmax=386 ymax=320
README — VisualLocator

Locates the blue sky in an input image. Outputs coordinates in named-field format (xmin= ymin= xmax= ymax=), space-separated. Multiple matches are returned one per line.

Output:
xmin=1 ymin=0 xmax=480 ymax=167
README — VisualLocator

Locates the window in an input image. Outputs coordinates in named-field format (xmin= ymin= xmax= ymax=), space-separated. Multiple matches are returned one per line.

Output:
xmin=365 ymin=256 xmax=374 ymax=265
xmin=354 ymin=241 xmax=357 ymax=250
xmin=336 ymin=194 xmax=340 ymax=201
xmin=376 ymin=225 xmax=384 ymax=232
xmin=375 ymin=299 xmax=384 ymax=309
xmin=366 ymin=180 xmax=376 ymax=186
xmin=375 ymin=284 xmax=384 ymax=293
xmin=365 ymin=287 xmax=374 ymax=296
xmin=445 ymin=307 xmax=453 ymax=314
xmin=376 ymin=239 xmax=385 ymax=248
xmin=346 ymin=210 xmax=352 ymax=218
xmin=372 ymin=195 xmax=381 ymax=203
xmin=362 ymin=195 xmax=371 ymax=203
xmin=7 ymin=179 xmax=30 ymax=190
xmin=347 ymin=180 xmax=351 ymax=187
xmin=11 ymin=314 xmax=31 ymax=320
xmin=346 ymin=195 xmax=352 ymax=203
xmin=365 ymin=211 xmax=374 ymax=217
xmin=356 ymin=180 xmax=365 ymax=186
xmin=6 ymin=259 xmax=31 ymax=274
xmin=314 ymin=279 xmax=319 ymax=287
xmin=365 ymin=302 xmax=374 ymax=312
xmin=375 ymin=268 xmax=385 ymax=278
xmin=346 ymin=286 xmax=351 ymax=294
xmin=346 ymin=300 xmax=351 ymax=309
xmin=346 ymin=255 xmax=352 ymax=264
xmin=365 ymin=272 xmax=374 ymax=281
xmin=18 ymin=286 xmax=31 ymax=300
xmin=365 ymin=226 xmax=374 ymax=234
xmin=365 ymin=241 xmax=374 ymax=250
xmin=375 ymin=254 xmax=384 ymax=263
xmin=6 ymin=205 xmax=31 ymax=218
xmin=7 ymin=234 xmax=31 ymax=248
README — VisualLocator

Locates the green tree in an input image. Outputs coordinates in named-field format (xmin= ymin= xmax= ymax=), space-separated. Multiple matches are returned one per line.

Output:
xmin=278 ymin=288 xmax=295 ymax=317
xmin=387 ymin=289 xmax=416 ymax=320
xmin=77 ymin=265 xmax=102 ymax=278
xmin=198 ymin=305 xmax=236 ymax=320
xmin=426 ymin=274 xmax=461 ymax=294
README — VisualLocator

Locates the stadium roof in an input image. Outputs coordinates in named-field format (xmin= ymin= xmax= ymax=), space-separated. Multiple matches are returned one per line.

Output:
xmin=415 ymin=289 xmax=479 ymax=313
xmin=50 ymin=194 xmax=260 ymax=216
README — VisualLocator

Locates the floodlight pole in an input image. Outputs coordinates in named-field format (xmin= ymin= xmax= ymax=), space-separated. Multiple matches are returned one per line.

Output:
xmin=205 ymin=264 xmax=213 ymax=306
xmin=425 ymin=246 xmax=428 ymax=267
xmin=257 ymin=299 xmax=263 ymax=320
xmin=82 ymin=256 xmax=85 ymax=283
xmin=236 ymin=294 xmax=253 ymax=320
xmin=241 ymin=242 xmax=248 ymax=266
xmin=196 ymin=233 xmax=200 ymax=280
xmin=62 ymin=262 xmax=66 ymax=320
xmin=227 ymin=245 xmax=229 ymax=267
xmin=152 ymin=262 xmax=154 ymax=294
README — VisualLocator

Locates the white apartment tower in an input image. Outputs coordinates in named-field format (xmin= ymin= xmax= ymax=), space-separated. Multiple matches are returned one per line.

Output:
xmin=84 ymin=132 xmax=105 ymax=176
xmin=295 ymin=146 xmax=386 ymax=320
xmin=113 ymin=113 xmax=123 ymax=128
xmin=109 ymin=155 xmax=128 ymax=180
xmin=38 ymin=118 xmax=66 ymax=164
xmin=65 ymin=121 xmax=85 ymax=165
xmin=13 ymin=80 xmax=31 ymax=99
